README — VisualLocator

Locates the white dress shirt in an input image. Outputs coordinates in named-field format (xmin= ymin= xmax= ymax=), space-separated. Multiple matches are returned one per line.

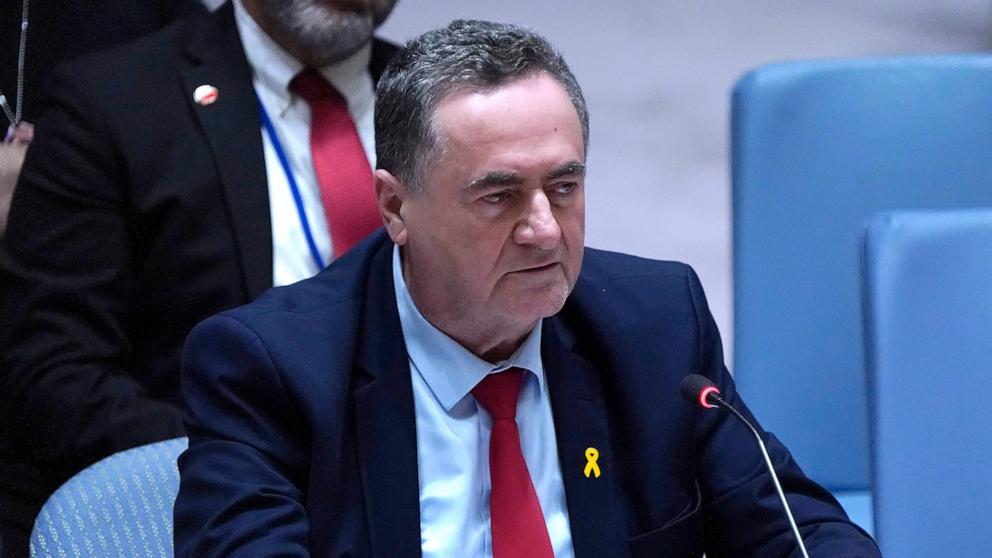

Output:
xmin=392 ymin=246 xmax=576 ymax=558
xmin=233 ymin=0 xmax=376 ymax=287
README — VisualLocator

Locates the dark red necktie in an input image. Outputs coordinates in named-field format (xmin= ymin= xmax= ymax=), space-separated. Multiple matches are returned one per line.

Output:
xmin=472 ymin=368 xmax=555 ymax=558
xmin=290 ymin=69 xmax=379 ymax=257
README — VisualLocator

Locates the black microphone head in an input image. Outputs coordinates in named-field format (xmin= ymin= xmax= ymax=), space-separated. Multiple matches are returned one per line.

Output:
xmin=680 ymin=374 xmax=720 ymax=409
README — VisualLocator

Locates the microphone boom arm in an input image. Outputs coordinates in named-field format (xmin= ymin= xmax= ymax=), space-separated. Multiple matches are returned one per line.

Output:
xmin=709 ymin=392 xmax=811 ymax=558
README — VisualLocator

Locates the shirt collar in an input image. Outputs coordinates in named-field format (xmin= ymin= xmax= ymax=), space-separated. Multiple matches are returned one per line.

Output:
xmin=233 ymin=0 xmax=372 ymax=115
xmin=392 ymin=245 xmax=545 ymax=412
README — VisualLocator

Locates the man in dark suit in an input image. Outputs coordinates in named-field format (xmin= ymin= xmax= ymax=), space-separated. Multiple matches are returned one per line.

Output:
xmin=0 ymin=1 xmax=397 ymax=555
xmin=175 ymin=20 xmax=880 ymax=557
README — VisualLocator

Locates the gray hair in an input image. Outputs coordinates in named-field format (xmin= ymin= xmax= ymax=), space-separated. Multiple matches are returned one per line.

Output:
xmin=374 ymin=19 xmax=589 ymax=192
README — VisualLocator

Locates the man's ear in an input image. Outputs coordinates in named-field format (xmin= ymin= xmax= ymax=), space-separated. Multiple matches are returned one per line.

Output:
xmin=374 ymin=169 xmax=409 ymax=246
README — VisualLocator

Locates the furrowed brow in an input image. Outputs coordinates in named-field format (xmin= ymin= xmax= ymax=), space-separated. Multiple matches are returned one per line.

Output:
xmin=544 ymin=161 xmax=586 ymax=181
xmin=465 ymin=171 xmax=524 ymax=191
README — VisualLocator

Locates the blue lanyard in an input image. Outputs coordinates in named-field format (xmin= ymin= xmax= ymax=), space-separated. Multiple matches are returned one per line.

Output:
xmin=257 ymin=97 xmax=327 ymax=270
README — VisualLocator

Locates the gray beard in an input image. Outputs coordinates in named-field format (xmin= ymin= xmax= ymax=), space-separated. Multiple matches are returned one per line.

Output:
xmin=259 ymin=0 xmax=375 ymax=65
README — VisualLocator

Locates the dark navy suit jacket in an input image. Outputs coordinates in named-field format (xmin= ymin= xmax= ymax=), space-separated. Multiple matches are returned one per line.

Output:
xmin=175 ymin=230 xmax=880 ymax=557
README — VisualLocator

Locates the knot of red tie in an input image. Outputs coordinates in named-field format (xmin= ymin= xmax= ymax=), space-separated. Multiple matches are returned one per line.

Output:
xmin=290 ymin=68 xmax=345 ymax=105
xmin=472 ymin=368 xmax=524 ymax=421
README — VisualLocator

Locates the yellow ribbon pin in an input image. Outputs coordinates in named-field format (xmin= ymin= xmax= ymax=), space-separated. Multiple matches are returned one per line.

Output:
xmin=584 ymin=447 xmax=601 ymax=478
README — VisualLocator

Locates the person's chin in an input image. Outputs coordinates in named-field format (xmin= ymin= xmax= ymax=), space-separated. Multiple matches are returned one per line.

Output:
xmin=514 ymin=281 xmax=571 ymax=320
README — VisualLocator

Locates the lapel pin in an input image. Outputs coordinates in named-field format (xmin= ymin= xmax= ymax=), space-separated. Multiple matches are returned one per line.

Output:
xmin=584 ymin=447 xmax=601 ymax=478
xmin=193 ymin=85 xmax=219 ymax=106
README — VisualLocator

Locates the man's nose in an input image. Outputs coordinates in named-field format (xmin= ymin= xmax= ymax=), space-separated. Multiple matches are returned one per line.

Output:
xmin=514 ymin=192 xmax=561 ymax=250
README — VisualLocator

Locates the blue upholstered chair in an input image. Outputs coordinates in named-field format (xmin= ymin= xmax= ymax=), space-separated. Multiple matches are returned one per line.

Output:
xmin=731 ymin=54 xmax=992 ymax=532
xmin=29 ymin=437 xmax=188 ymax=558
xmin=862 ymin=209 xmax=992 ymax=556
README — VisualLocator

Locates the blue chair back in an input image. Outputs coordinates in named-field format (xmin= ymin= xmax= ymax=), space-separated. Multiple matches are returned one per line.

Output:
xmin=30 ymin=437 xmax=188 ymax=558
xmin=862 ymin=209 xmax=992 ymax=556
xmin=731 ymin=54 xmax=992 ymax=524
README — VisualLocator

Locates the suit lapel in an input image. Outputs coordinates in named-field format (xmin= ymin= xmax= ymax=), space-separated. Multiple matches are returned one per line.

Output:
xmin=181 ymin=3 xmax=272 ymax=299
xmin=543 ymin=317 xmax=627 ymax=557
xmin=352 ymin=242 xmax=422 ymax=557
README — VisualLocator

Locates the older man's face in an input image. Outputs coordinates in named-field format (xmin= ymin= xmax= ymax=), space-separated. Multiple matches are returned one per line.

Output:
xmin=396 ymin=72 xmax=586 ymax=352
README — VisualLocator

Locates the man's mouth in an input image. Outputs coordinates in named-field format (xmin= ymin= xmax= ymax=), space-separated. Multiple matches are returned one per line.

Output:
xmin=514 ymin=262 xmax=558 ymax=274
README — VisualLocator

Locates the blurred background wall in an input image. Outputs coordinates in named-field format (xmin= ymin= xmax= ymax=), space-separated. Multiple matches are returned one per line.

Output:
xmin=376 ymin=1 xmax=992 ymax=367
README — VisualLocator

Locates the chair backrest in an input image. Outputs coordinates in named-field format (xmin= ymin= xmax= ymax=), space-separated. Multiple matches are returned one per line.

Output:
xmin=731 ymin=54 xmax=992 ymax=493
xmin=30 ymin=437 xmax=188 ymax=558
xmin=862 ymin=209 xmax=992 ymax=556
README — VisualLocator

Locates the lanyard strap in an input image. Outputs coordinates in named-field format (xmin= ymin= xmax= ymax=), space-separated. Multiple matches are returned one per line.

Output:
xmin=257 ymin=97 xmax=327 ymax=270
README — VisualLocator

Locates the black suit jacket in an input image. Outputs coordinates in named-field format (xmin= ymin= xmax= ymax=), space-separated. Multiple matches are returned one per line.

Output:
xmin=0 ymin=0 xmax=396 ymax=544
xmin=175 ymin=231 xmax=880 ymax=557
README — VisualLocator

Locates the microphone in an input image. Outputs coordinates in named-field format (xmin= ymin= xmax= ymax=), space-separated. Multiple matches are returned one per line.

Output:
xmin=680 ymin=374 xmax=811 ymax=558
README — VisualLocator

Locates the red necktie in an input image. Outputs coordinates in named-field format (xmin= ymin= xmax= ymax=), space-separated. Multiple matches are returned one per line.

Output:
xmin=290 ymin=69 xmax=379 ymax=257
xmin=472 ymin=369 xmax=555 ymax=558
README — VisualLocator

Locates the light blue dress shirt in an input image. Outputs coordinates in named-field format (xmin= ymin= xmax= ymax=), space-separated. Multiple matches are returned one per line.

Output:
xmin=392 ymin=246 xmax=576 ymax=558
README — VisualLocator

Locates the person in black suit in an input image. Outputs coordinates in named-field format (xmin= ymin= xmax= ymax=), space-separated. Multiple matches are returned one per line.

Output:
xmin=0 ymin=0 xmax=204 ymax=235
xmin=0 ymin=1 xmax=397 ymax=555
xmin=175 ymin=20 xmax=880 ymax=557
